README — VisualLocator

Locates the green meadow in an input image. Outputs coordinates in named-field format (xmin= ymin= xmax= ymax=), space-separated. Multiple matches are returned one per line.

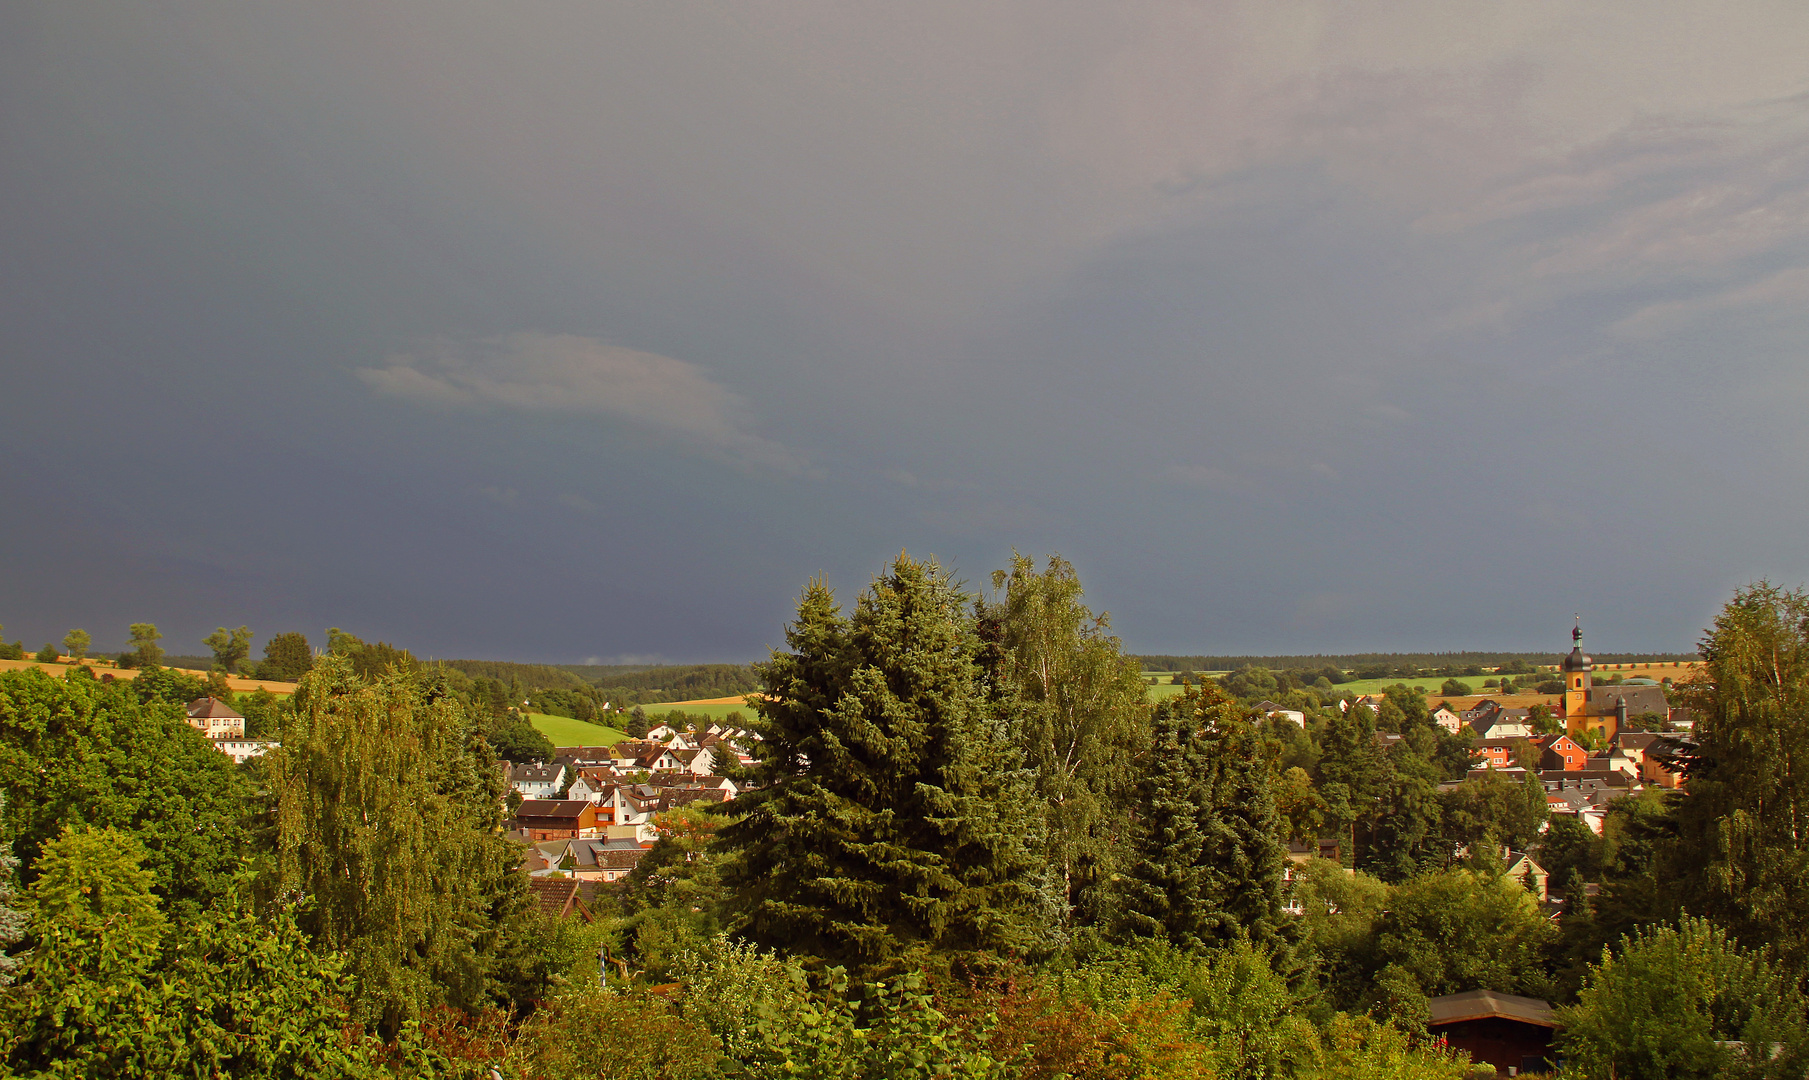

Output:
xmin=527 ymin=713 xmax=630 ymax=747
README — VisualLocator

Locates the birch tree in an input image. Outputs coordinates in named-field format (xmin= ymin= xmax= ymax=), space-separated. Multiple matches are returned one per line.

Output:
xmin=1669 ymin=582 xmax=1809 ymax=975
xmin=987 ymin=552 xmax=1147 ymax=927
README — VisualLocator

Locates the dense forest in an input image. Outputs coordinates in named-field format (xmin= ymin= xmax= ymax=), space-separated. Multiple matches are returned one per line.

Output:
xmin=1 ymin=564 xmax=1805 ymax=1078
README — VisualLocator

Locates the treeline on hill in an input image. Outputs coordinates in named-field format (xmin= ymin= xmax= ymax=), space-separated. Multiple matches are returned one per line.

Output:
xmin=437 ymin=658 xmax=759 ymax=707
xmin=2 ymin=571 xmax=1808 ymax=1079
xmin=1139 ymin=651 xmax=1696 ymax=673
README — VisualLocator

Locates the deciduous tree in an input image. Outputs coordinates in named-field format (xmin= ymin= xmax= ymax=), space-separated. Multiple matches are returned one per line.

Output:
xmin=204 ymin=624 xmax=254 ymax=673
xmin=126 ymin=621 xmax=164 ymax=667
xmin=986 ymin=552 xmax=1147 ymax=926
xmin=263 ymin=656 xmax=529 ymax=1033
xmin=3 ymin=825 xmax=386 ymax=1079
xmin=1667 ymin=582 xmax=1809 ymax=974
xmin=258 ymin=631 xmax=313 ymax=681
xmin=1558 ymin=917 xmax=1809 ymax=1080
xmin=60 ymin=628 xmax=89 ymax=663
xmin=0 ymin=668 xmax=250 ymax=919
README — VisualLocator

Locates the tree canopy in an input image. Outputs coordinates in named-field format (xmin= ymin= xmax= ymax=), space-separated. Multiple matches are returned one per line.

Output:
xmin=718 ymin=554 xmax=1051 ymax=970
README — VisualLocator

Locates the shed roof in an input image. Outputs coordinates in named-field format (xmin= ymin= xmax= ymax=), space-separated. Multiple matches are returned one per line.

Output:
xmin=526 ymin=877 xmax=592 ymax=921
xmin=1428 ymin=990 xmax=1558 ymax=1029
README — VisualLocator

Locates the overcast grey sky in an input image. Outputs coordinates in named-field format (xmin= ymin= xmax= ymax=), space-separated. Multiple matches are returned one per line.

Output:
xmin=5 ymin=3 xmax=1808 ymax=662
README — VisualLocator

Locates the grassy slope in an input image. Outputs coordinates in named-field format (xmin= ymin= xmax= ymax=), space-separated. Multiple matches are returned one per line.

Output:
xmin=527 ymin=713 xmax=630 ymax=748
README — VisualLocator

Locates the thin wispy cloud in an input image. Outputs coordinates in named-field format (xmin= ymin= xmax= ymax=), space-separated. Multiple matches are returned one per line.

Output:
xmin=359 ymin=332 xmax=813 ymax=477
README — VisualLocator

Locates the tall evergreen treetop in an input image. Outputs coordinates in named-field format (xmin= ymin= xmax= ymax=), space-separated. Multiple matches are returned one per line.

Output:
xmin=718 ymin=554 xmax=1050 ymax=970
xmin=1116 ymin=683 xmax=1293 ymax=959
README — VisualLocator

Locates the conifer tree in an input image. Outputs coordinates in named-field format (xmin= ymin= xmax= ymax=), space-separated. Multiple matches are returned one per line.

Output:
xmin=1114 ymin=697 xmax=1208 ymax=947
xmin=1316 ymin=698 xmax=1388 ymax=858
xmin=717 ymin=554 xmax=1050 ymax=970
xmin=1116 ymin=684 xmax=1292 ymax=955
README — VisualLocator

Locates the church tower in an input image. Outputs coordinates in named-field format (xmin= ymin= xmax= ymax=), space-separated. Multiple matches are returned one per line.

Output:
xmin=1562 ymin=621 xmax=1593 ymax=738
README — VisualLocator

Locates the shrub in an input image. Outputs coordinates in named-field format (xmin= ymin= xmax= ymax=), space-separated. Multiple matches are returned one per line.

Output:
xmin=506 ymin=985 xmax=720 ymax=1080
xmin=1558 ymin=917 xmax=1809 ymax=1080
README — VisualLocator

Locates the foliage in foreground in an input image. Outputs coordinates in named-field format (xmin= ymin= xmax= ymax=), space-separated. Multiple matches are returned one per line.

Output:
xmin=2 ymin=826 xmax=385 ymax=1079
xmin=461 ymin=935 xmax=1472 ymax=1080
xmin=1558 ymin=917 xmax=1809 ymax=1080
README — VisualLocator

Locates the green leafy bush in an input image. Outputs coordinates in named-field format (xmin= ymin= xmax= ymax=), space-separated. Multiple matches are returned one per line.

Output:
xmin=1558 ymin=917 xmax=1809 ymax=1080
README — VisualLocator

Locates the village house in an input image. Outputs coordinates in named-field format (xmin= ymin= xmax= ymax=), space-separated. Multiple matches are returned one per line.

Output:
xmin=535 ymin=837 xmax=653 ymax=882
xmin=1585 ymin=744 xmax=1642 ymax=781
xmin=1475 ymin=738 xmax=1525 ymax=771
xmin=186 ymin=696 xmax=246 ymax=739
xmin=553 ymin=746 xmax=621 ymax=773
xmin=1463 ymin=765 xmax=1532 ymax=784
xmin=1256 ymin=700 xmax=1306 ymax=726
xmin=1614 ymin=731 xmax=1683 ymax=789
xmin=1430 ymin=705 xmax=1463 ymax=734
xmin=513 ymin=799 xmax=604 ymax=841
xmin=507 ymin=762 xmax=568 ymax=799
xmin=1530 ymin=733 xmax=1586 ymax=772
xmin=526 ymin=877 xmax=593 ymax=921
xmin=214 ymin=737 xmax=276 ymax=765
xmin=1468 ymin=709 xmax=1535 ymax=741
xmin=670 ymin=746 xmax=715 ymax=775
xmin=1502 ymin=850 xmax=1549 ymax=902
xmin=565 ymin=767 xmax=612 ymax=804
xmin=1462 ymin=699 xmax=1501 ymax=725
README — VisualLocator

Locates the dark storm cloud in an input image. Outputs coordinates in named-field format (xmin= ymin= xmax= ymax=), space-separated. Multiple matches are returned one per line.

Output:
xmin=4 ymin=2 xmax=1809 ymax=660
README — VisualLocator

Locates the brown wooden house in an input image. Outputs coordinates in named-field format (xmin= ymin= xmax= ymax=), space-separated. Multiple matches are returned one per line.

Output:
xmin=514 ymin=799 xmax=603 ymax=841
xmin=1428 ymin=989 xmax=1558 ymax=1076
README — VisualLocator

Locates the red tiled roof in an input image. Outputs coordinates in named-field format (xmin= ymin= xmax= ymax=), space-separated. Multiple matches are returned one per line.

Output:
xmin=526 ymin=877 xmax=591 ymax=920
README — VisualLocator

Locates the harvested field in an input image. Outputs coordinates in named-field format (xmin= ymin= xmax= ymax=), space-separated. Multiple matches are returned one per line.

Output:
xmin=0 ymin=657 xmax=297 ymax=694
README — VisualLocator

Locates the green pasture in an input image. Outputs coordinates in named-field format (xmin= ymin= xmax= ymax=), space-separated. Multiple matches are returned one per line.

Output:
xmin=528 ymin=713 xmax=630 ymax=748
xmin=1139 ymin=671 xmax=1224 ymax=702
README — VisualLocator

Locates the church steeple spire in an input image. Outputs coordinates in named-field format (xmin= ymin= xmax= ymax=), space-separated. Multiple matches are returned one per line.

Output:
xmin=1563 ymin=617 xmax=1593 ymax=737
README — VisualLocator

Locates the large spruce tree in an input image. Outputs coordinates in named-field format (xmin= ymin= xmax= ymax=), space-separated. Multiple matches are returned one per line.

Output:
xmin=1315 ymin=697 xmax=1388 ymax=860
xmin=717 ymin=554 xmax=1050 ymax=970
xmin=1116 ymin=684 xmax=1292 ymax=955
